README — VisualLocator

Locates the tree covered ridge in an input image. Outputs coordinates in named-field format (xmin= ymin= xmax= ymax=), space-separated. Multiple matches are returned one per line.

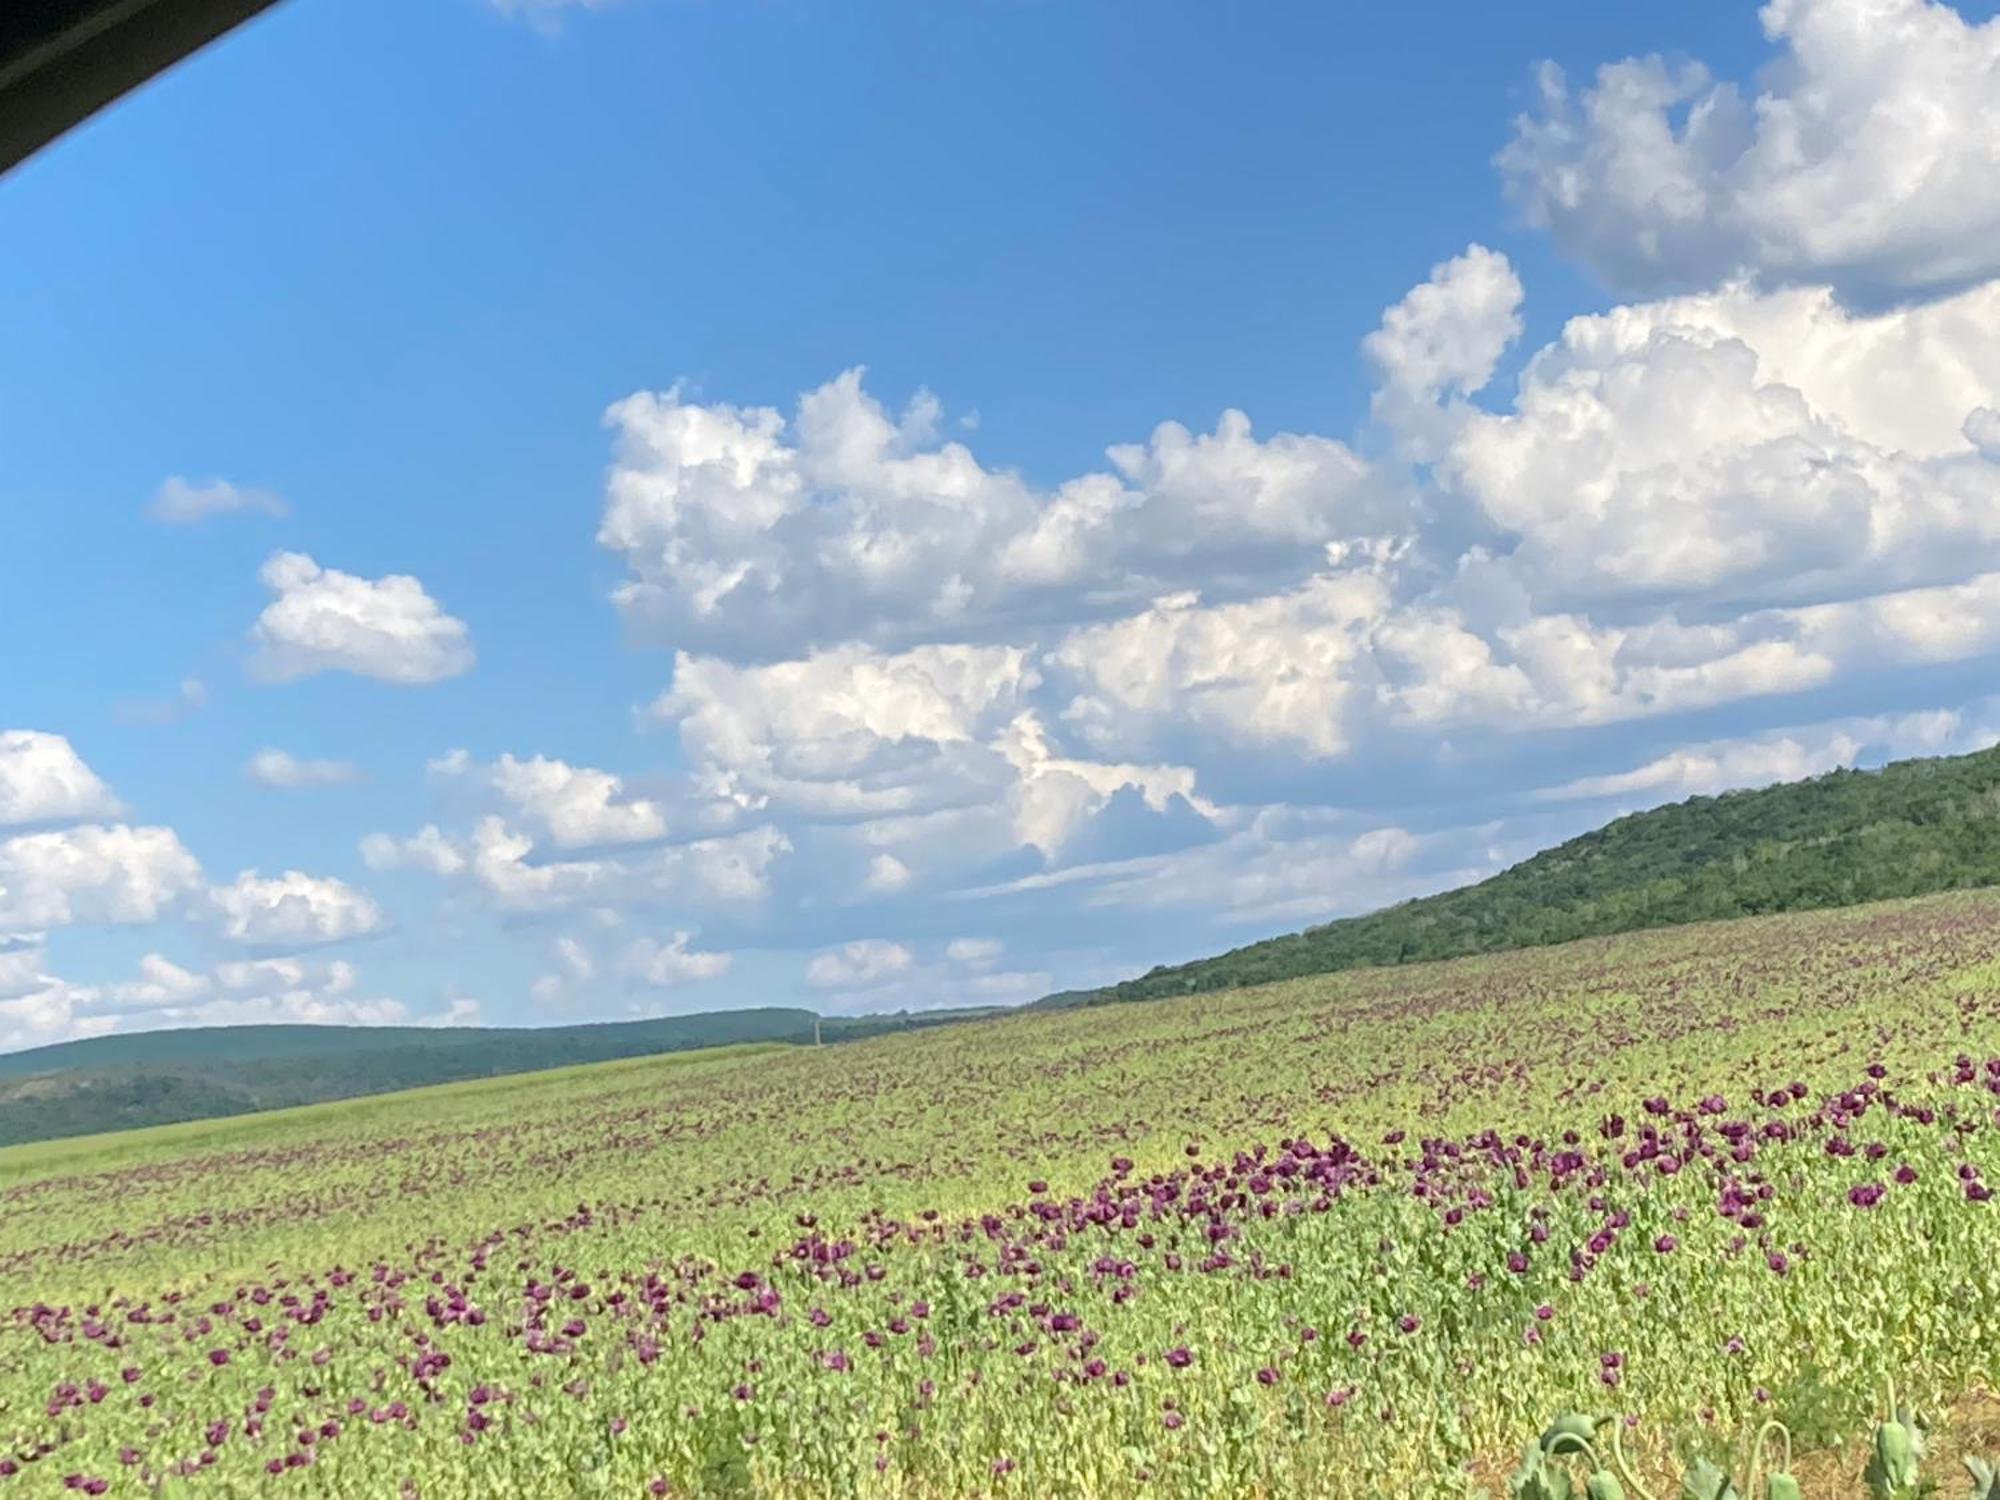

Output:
xmin=1038 ymin=742 xmax=2000 ymax=1009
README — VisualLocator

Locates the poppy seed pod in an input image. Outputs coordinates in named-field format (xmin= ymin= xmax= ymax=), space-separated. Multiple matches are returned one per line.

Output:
xmin=1869 ymin=1417 xmax=1916 ymax=1493
xmin=1541 ymin=1411 xmax=1601 ymax=1455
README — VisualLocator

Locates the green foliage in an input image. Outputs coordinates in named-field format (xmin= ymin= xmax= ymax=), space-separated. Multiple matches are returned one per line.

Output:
xmin=1042 ymin=744 xmax=2000 ymax=1009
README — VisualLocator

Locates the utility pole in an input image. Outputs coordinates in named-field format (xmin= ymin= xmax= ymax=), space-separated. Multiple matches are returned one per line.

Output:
xmin=814 ymin=1016 xmax=822 ymax=1047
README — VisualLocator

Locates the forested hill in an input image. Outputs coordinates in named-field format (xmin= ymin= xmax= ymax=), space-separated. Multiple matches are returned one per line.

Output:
xmin=1038 ymin=742 xmax=2000 ymax=1010
xmin=0 ymin=1008 xmax=992 ymax=1148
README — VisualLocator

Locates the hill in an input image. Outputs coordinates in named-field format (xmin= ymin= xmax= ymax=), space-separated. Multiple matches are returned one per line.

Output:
xmin=1039 ymin=741 xmax=2000 ymax=1008
xmin=0 ymin=1006 xmax=993 ymax=1147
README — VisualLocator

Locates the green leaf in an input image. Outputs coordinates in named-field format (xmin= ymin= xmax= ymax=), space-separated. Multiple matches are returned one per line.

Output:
xmin=1681 ymin=1457 xmax=1741 ymax=1500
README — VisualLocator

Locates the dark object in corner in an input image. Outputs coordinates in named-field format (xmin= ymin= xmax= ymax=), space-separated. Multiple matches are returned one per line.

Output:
xmin=1 ymin=0 xmax=284 ymax=175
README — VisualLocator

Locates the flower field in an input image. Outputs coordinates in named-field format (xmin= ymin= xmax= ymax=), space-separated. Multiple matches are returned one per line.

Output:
xmin=8 ymin=892 xmax=2000 ymax=1497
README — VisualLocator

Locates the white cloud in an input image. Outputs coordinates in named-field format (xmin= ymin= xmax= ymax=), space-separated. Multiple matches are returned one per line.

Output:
xmin=106 ymin=953 xmax=210 ymax=1006
xmin=0 ymin=980 xmax=117 ymax=1053
xmin=620 ymin=932 xmax=733 ymax=987
xmin=0 ymin=951 xmax=411 ymax=1053
xmin=425 ymin=997 xmax=482 ymax=1028
xmin=657 ymin=641 xmax=1040 ymax=817
xmin=249 ymin=552 xmax=474 ymax=685
xmin=996 ymin=711 xmax=1217 ymax=858
xmin=945 ymin=936 xmax=1002 ymax=966
xmin=0 ymin=940 xmax=48 ymax=1002
xmin=1443 ymin=278 xmax=2000 ymax=610
xmin=148 ymin=476 xmax=288 ymax=524
xmin=1541 ymin=706 xmax=2000 ymax=804
xmin=1499 ymin=0 xmax=2000 ymax=300
xmin=0 ymin=731 xmax=120 ymax=827
xmin=245 ymin=749 xmax=362 ymax=789
xmin=438 ymin=752 xmax=667 ymax=848
xmin=862 ymin=853 xmax=912 ymax=894
xmin=553 ymin=935 xmax=596 ymax=981
xmin=360 ymin=823 xmax=468 ymax=876
xmin=657 ymin=640 xmax=1218 ymax=865
xmin=1052 ymin=574 xmax=1390 ymax=760
xmin=805 ymin=938 xmax=914 ymax=990
xmin=601 ymin=369 xmax=1386 ymax=657
xmin=209 ymin=870 xmax=386 ymax=947
xmin=364 ymin=812 xmax=788 ymax=916
xmin=0 ymin=824 xmax=203 ymax=930
xmin=1365 ymin=244 xmax=1525 ymax=460
xmin=177 ymin=955 xmax=403 ymax=1029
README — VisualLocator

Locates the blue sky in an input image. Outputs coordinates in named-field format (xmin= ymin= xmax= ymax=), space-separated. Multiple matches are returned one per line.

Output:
xmin=6 ymin=0 xmax=2000 ymax=1045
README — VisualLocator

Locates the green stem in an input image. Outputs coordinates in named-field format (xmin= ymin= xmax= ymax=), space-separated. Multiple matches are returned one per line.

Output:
xmin=1745 ymin=1418 xmax=1792 ymax=1499
xmin=1548 ymin=1435 xmax=1604 ymax=1469
xmin=1610 ymin=1418 xmax=1664 ymax=1500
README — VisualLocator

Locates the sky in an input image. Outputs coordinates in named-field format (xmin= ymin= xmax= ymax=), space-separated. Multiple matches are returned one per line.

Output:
xmin=5 ymin=0 xmax=2000 ymax=1048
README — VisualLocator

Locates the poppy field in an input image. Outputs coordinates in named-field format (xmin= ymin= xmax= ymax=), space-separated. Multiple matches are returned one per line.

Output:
xmin=7 ymin=892 xmax=2000 ymax=1497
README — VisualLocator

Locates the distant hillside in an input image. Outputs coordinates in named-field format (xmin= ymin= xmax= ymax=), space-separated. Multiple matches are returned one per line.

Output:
xmin=0 ymin=1007 xmax=994 ymax=1148
xmin=1040 ymin=742 xmax=2000 ymax=1009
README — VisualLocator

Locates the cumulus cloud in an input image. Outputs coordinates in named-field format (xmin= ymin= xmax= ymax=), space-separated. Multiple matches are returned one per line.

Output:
xmin=0 ymin=978 xmax=118 ymax=1053
xmin=654 ymin=640 xmax=1218 ymax=865
xmin=1052 ymin=575 xmax=1390 ymax=760
xmin=862 ymin=853 xmax=912 ymax=894
xmin=656 ymin=642 xmax=1038 ymax=812
xmin=620 ymin=932 xmax=733 ymax=987
xmin=209 ymin=870 xmax=387 ymax=947
xmin=805 ymin=939 xmax=914 ymax=990
xmin=245 ymin=749 xmax=362 ymax=789
xmin=123 ymin=953 xmax=407 ymax=1029
xmin=0 ymin=824 xmax=203 ymax=930
xmin=1444 ymin=278 xmax=2000 ymax=611
xmin=363 ymin=813 xmax=788 ymax=916
xmin=1366 ymin=244 xmax=1525 ymax=460
xmin=945 ymin=936 xmax=1002 ymax=966
xmin=148 ymin=476 xmax=288 ymax=524
xmin=0 ymin=950 xmax=413 ymax=1053
xmin=433 ymin=751 xmax=667 ymax=848
xmin=1499 ymin=0 xmax=2000 ymax=300
xmin=600 ymin=369 xmax=1387 ymax=658
xmin=0 ymin=731 xmax=120 ymax=827
xmin=249 ymin=552 xmax=474 ymax=685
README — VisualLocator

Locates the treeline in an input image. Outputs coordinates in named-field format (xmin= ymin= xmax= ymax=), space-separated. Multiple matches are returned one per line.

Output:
xmin=0 ymin=1007 xmax=996 ymax=1148
xmin=1040 ymin=744 xmax=2000 ymax=1009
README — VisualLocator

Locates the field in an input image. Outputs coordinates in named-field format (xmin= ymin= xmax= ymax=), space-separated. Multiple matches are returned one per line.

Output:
xmin=7 ymin=893 xmax=2000 ymax=1497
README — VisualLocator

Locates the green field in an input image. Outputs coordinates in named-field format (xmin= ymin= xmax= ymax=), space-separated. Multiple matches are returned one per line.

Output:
xmin=7 ymin=891 xmax=2000 ymax=1496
